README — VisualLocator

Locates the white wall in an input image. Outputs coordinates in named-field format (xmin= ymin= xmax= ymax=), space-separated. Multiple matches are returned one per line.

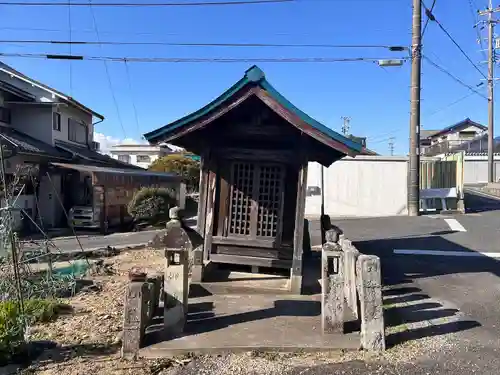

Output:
xmin=110 ymin=146 xmax=163 ymax=168
xmin=53 ymin=105 xmax=94 ymax=146
xmin=305 ymin=156 xmax=409 ymax=218
xmin=9 ymin=105 xmax=53 ymax=145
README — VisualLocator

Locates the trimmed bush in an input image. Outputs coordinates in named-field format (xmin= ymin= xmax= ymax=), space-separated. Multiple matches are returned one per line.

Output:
xmin=127 ymin=187 xmax=177 ymax=225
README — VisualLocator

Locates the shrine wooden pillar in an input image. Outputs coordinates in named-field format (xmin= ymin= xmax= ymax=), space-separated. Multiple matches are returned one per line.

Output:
xmin=290 ymin=145 xmax=308 ymax=294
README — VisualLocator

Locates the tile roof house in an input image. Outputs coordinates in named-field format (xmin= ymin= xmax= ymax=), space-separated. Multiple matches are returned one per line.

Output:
xmin=0 ymin=61 xmax=166 ymax=231
xmin=420 ymin=118 xmax=487 ymax=156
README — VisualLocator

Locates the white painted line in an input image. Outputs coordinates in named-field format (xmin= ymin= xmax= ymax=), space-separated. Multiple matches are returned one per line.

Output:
xmin=394 ymin=249 xmax=500 ymax=258
xmin=444 ymin=218 xmax=467 ymax=232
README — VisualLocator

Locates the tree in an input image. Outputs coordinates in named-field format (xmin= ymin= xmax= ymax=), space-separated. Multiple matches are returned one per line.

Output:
xmin=149 ymin=154 xmax=200 ymax=193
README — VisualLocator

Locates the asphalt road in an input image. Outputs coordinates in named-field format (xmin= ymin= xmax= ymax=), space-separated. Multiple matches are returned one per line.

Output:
xmin=326 ymin=192 xmax=500 ymax=374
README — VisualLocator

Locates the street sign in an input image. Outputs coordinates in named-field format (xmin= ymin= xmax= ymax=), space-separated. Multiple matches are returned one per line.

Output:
xmin=496 ymin=38 xmax=500 ymax=49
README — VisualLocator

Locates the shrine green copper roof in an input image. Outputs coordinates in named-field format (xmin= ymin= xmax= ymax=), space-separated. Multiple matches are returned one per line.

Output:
xmin=143 ymin=65 xmax=363 ymax=154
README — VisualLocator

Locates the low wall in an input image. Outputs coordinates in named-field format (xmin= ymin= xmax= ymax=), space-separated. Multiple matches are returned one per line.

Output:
xmin=321 ymin=225 xmax=385 ymax=351
xmin=306 ymin=156 xmax=409 ymax=218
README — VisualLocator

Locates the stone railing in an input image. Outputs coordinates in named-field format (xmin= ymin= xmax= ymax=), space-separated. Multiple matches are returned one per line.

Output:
xmin=321 ymin=227 xmax=385 ymax=352
xmin=121 ymin=207 xmax=203 ymax=359
xmin=121 ymin=268 xmax=163 ymax=359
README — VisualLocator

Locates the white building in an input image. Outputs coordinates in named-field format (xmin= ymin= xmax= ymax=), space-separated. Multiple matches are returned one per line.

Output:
xmin=420 ymin=118 xmax=487 ymax=156
xmin=109 ymin=143 xmax=183 ymax=169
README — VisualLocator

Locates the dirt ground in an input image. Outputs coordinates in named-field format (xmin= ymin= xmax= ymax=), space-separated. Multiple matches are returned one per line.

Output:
xmin=5 ymin=249 xmax=457 ymax=375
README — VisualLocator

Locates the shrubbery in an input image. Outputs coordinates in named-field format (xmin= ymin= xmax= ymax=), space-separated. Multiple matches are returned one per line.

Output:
xmin=127 ymin=187 xmax=177 ymax=225
xmin=0 ymin=299 xmax=69 ymax=362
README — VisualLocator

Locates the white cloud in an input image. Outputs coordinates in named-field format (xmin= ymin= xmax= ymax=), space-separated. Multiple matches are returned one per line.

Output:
xmin=93 ymin=132 xmax=147 ymax=154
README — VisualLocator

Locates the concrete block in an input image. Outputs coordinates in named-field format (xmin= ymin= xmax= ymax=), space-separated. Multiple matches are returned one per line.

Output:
xmin=164 ymin=255 xmax=189 ymax=335
xmin=356 ymin=255 xmax=385 ymax=351
xmin=190 ymin=245 xmax=204 ymax=283
xmin=338 ymin=233 xmax=346 ymax=247
xmin=343 ymin=244 xmax=359 ymax=319
xmin=342 ymin=239 xmax=352 ymax=252
xmin=121 ymin=278 xmax=149 ymax=359
xmin=322 ymin=245 xmax=344 ymax=334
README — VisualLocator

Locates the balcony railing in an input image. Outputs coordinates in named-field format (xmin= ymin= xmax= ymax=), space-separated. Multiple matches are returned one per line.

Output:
xmin=421 ymin=137 xmax=487 ymax=156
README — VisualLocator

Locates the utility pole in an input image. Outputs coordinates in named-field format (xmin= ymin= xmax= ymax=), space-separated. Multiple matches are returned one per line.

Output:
xmin=480 ymin=1 xmax=499 ymax=183
xmin=408 ymin=0 xmax=422 ymax=217
xmin=341 ymin=116 xmax=351 ymax=135
xmin=389 ymin=137 xmax=395 ymax=156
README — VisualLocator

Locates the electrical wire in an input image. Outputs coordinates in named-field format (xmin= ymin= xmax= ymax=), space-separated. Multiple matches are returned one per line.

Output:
xmin=0 ymin=39 xmax=408 ymax=49
xmin=421 ymin=0 xmax=487 ymax=79
xmin=124 ymin=59 xmax=141 ymax=136
xmin=424 ymin=91 xmax=479 ymax=117
xmin=423 ymin=55 xmax=487 ymax=99
xmin=88 ymin=0 xmax=127 ymax=138
xmin=0 ymin=0 xmax=294 ymax=6
xmin=0 ymin=53 xmax=409 ymax=63
xmin=467 ymin=0 xmax=487 ymax=61
xmin=422 ymin=0 xmax=437 ymax=39
xmin=68 ymin=0 xmax=73 ymax=95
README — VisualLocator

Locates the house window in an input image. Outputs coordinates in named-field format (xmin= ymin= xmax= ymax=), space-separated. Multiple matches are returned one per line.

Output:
xmin=136 ymin=155 xmax=151 ymax=163
xmin=68 ymin=118 xmax=87 ymax=144
xmin=53 ymin=112 xmax=61 ymax=131
xmin=118 ymin=154 xmax=131 ymax=163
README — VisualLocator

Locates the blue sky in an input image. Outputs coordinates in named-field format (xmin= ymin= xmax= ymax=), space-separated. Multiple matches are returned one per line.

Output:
xmin=0 ymin=0 xmax=494 ymax=155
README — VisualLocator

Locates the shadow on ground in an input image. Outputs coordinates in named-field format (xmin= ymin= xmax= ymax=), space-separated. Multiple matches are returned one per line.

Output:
xmin=464 ymin=190 xmax=500 ymax=213
xmin=350 ymin=235 xmax=488 ymax=347
xmin=3 ymin=341 xmax=121 ymax=372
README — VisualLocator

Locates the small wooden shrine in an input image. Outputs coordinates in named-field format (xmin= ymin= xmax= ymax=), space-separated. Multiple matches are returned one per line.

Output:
xmin=144 ymin=66 xmax=363 ymax=293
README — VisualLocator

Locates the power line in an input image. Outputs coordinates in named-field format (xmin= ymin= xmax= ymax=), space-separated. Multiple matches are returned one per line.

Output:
xmin=422 ymin=0 xmax=437 ymax=38
xmin=0 ymin=25 xmax=408 ymax=35
xmin=423 ymin=55 xmax=487 ymax=99
xmin=88 ymin=0 xmax=127 ymax=138
xmin=0 ymin=0 xmax=293 ymax=6
xmin=124 ymin=59 xmax=141 ymax=136
xmin=468 ymin=0 xmax=487 ymax=60
xmin=424 ymin=91 xmax=479 ymax=118
xmin=0 ymin=39 xmax=408 ymax=49
xmin=421 ymin=0 xmax=487 ymax=79
xmin=0 ymin=53 xmax=409 ymax=63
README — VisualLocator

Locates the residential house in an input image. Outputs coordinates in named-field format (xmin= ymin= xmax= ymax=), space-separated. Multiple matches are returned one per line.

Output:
xmin=0 ymin=61 xmax=180 ymax=232
xmin=109 ymin=143 xmax=178 ymax=169
xmin=420 ymin=118 xmax=487 ymax=156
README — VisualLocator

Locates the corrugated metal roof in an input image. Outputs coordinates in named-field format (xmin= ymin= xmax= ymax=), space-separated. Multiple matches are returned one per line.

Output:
xmin=50 ymin=162 xmax=182 ymax=180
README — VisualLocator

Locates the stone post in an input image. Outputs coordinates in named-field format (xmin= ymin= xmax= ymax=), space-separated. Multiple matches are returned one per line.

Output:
xmin=191 ymin=244 xmax=204 ymax=283
xmin=149 ymin=207 xmax=192 ymax=336
xmin=121 ymin=268 xmax=149 ymax=359
xmin=321 ymin=242 xmax=345 ymax=334
xmin=342 ymin=239 xmax=359 ymax=319
xmin=357 ymin=254 xmax=385 ymax=351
